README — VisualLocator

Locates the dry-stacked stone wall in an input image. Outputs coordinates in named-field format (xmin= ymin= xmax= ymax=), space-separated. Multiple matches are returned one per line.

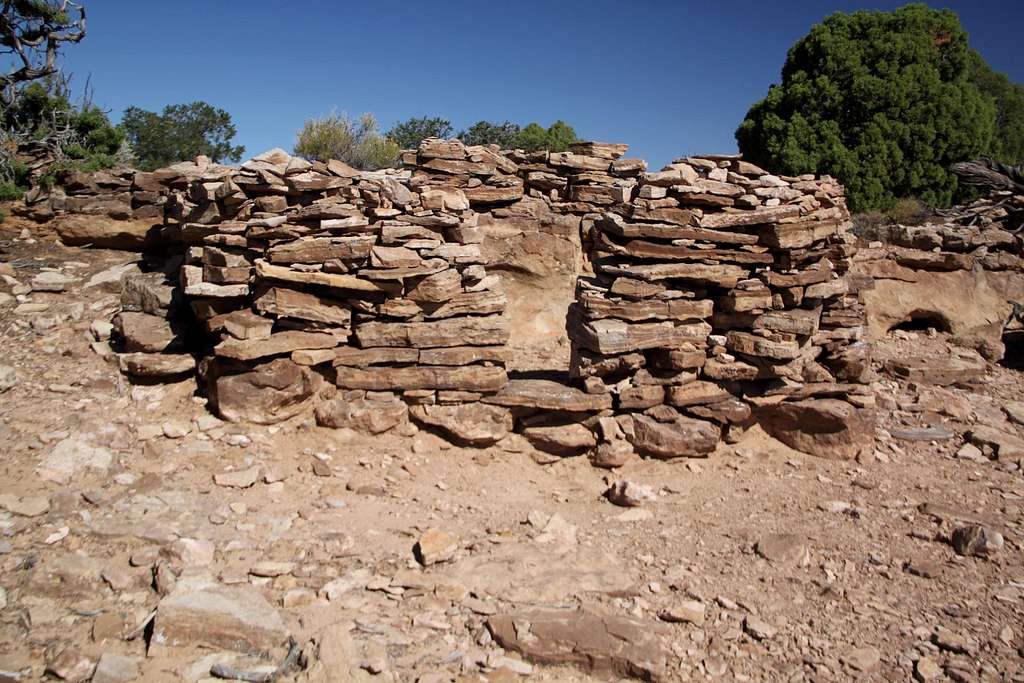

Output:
xmin=16 ymin=158 xmax=231 ymax=249
xmin=89 ymin=138 xmax=875 ymax=460
xmin=853 ymin=195 xmax=1024 ymax=363
xmin=562 ymin=149 xmax=873 ymax=462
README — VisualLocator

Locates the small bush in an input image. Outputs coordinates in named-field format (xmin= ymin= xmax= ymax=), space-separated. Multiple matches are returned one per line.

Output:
xmin=81 ymin=153 xmax=118 ymax=172
xmin=3 ymin=82 xmax=127 ymax=181
xmin=0 ymin=207 xmax=7 ymax=223
xmin=849 ymin=211 xmax=890 ymax=242
xmin=456 ymin=119 xmax=578 ymax=151
xmin=295 ymin=112 xmax=398 ymax=170
xmin=0 ymin=181 xmax=23 ymax=201
xmin=11 ymin=161 xmax=30 ymax=187
xmin=887 ymin=198 xmax=932 ymax=226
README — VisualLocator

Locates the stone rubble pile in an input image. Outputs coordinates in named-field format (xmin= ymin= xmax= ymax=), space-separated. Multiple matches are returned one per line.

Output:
xmin=564 ymin=152 xmax=874 ymax=461
xmin=20 ymin=157 xmax=237 ymax=225
xmin=100 ymin=139 xmax=874 ymax=458
xmin=19 ymin=168 xmax=161 ymax=223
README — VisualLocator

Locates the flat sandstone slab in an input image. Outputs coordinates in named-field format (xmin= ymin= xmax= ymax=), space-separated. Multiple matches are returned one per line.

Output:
xmin=571 ymin=317 xmax=711 ymax=355
xmin=118 ymin=352 xmax=196 ymax=377
xmin=216 ymin=331 xmax=339 ymax=361
xmin=486 ymin=608 xmax=670 ymax=680
xmin=355 ymin=316 xmax=509 ymax=349
xmin=483 ymin=379 xmax=612 ymax=412
xmin=151 ymin=582 xmax=288 ymax=655
xmin=578 ymin=294 xmax=713 ymax=322
xmin=255 ymin=259 xmax=399 ymax=295
xmin=597 ymin=261 xmax=747 ymax=287
xmin=334 ymin=365 xmax=508 ymax=393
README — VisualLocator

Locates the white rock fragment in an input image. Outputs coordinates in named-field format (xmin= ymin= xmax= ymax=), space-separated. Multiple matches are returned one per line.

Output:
xmin=36 ymin=438 xmax=113 ymax=484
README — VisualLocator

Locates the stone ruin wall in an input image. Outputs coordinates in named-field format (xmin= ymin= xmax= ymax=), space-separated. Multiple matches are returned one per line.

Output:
xmin=852 ymin=210 xmax=1024 ymax=363
xmin=23 ymin=138 xmax=887 ymax=460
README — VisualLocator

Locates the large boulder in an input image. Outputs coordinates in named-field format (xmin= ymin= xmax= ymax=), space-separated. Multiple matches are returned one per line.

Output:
xmin=315 ymin=393 xmax=408 ymax=434
xmin=210 ymin=358 xmax=319 ymax=424
xmin=53 ymin=214 xmax=165 ymax=250
xmin=756 ymin=398 xmax=874 ymax=460
xmin=409 ymin=403 xmax=513 ymax=446
xmin=625 ymin=411 xmax=720 ymax=458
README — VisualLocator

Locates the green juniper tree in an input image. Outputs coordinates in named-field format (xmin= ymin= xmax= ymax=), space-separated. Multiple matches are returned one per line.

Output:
xmin=736 ymin=4 xmax=999 ymax=210
xmin=457 ymin=120 xmax=521 ymax=148
xmin=457 ymin=119 xmax=577 ymax=152
xmin=386 ymin=116 xmax=452 ymax=150
xmin=122 ymin=101 xmax=244 ymax=170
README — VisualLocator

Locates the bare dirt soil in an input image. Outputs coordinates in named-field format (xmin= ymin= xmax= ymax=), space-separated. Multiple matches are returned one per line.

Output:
xmin=0 ymin=229 xmax=1022 ymax=682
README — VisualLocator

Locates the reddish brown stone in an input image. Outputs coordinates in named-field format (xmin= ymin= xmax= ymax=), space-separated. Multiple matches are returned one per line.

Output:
xmin=212 ymin=358 xmax=319 ymax=424
xmin=627 ymin=412 xmax=720 ymax=458
xmin=334 ymin=365 xmax=507 ymax=393
xmin=755 ymin=398 xmax=874 ymax=460
xmin=409 ymin=403 xmax=513 ymax=446
xmin=486 ymin=608 xmax=669 ymax=680
xmin=483 ymin=379 xmax=611 ymax=412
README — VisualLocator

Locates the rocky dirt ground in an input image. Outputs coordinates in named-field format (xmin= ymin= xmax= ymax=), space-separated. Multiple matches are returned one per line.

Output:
xmin=0 ymin=224 xmax=1022 ymax=682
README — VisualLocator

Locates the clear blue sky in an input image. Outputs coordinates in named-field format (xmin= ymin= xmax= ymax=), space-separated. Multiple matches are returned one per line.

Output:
xmin=53 ymin=0 xmax=1024 ymax=169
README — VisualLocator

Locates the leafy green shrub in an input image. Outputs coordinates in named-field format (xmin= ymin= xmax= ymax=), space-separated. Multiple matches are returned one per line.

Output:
xmin=970 ymin=51 xmax=1024 ymax=165
xmin=541 ymin=120 xmax=577 ymax=152
xmin=456 ymin=119 xmax=578 ymax=151
xmin=0 ymin=181 xmax=22 ymax=201
xmin=11 ymin=161 xmax=30 ymax=187
xmin=3 ymin=82 xmax=126 ymax=176
xmin=458 ymin=120 xmax=521 ymax=148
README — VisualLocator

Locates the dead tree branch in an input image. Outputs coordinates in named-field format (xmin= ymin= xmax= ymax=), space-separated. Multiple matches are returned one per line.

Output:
xmin=950 ymin=157 xmax=1024 ymax=195
xmin=0 ymin=0 xmax=86 ymax=107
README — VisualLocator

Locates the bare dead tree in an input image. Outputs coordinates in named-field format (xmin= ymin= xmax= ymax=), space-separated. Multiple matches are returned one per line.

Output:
xmin=950 ymin=157 xmax=1024 ymax=195
xmin=0 ymin=0 xmax=86 ymax=108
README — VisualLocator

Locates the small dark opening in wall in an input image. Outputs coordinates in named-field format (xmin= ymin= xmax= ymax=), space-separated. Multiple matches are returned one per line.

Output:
xmin=1001 ymin=330 xmax=1024 ymax=370
xmin=888 ymin=309 xmax=951 ymax=334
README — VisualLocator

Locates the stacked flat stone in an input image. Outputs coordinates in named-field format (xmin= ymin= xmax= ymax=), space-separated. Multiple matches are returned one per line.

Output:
xmin=505 ymin=141 xmax=647 ymax=257
xmin=97 ymin=139 xmax=876 ymax=460
xmin=114 ymin=260 xmax=194 ymax=379
xmin=136 ymin=146 xmax=509 ymax=436
xmin=567 ymin=154 xmax=874 ymax=462
xmin=858 ymin=214 xmax=1023 ymax=275
xmin=23 ymin=156 xmax=232 ymax=224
